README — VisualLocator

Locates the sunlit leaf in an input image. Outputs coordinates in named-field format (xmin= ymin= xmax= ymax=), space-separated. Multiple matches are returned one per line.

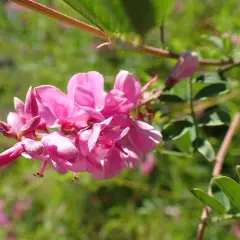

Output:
xmin=193 ymin=138 xmax=215 ymax=161
xmin=213 ymin=191 xmax=231 ymax=212
xmin=196 ymin=73 xmax=226 ymax=83
xmin=162 ymin=120 xmax=192 ymax=140
xmin=214 ymin=176 xmax=240 ymax=209
xmin=198 ymin=109 xmax=231 ymax=126
xmin=191 ymin=188 xmax=226 ymax=214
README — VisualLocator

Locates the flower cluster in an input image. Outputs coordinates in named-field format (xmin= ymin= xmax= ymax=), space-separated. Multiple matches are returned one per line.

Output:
xmin=0 ymin=71 xmax=162 ymax=180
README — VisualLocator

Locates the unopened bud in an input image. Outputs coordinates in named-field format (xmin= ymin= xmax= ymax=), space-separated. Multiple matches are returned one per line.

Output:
xmin=165 ymin=51 xmax=199 ymax=90
xmin=0 ymin=121 xmax=17 ymax=138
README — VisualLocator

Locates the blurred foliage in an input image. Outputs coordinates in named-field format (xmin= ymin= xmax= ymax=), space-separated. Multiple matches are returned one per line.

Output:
xmin=0 ymin=0 xmax=240 ymax=239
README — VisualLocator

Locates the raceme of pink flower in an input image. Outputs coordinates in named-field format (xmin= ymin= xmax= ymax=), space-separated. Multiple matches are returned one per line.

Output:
xmin=165 ymin=51 xmax=199 ymax=89
xmin=0 ymin=70 xmax=162 ymax=180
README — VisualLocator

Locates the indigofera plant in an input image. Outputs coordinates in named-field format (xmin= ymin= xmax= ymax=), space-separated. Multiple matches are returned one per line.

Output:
xmin=0 ymin=71 xmax=162 ymax=180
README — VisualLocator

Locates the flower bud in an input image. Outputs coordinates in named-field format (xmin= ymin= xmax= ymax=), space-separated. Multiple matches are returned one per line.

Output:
xmin=0 ymin=121 xmax=17 ymax=138
xmin=165 ymin=52 xmax=199 ymax=90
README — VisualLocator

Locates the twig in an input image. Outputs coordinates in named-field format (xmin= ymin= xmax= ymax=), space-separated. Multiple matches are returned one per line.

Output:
xmin=197 ymin=112 xmax=240 ymax=240
xmin=11 ymin=0 xmax=234 ymax=66
xmin=217 ymin=61 xmax=240 ymax=75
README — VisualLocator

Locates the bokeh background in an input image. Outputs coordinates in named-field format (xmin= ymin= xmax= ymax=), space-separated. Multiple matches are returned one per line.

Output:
xmin=0 ymin=0 xmax=240 ymax=239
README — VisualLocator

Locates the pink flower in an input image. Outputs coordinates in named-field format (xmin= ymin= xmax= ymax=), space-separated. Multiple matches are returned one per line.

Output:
xmin=12 ymin=198 xmax=32 ymax=219
xmin=165 ymin=52 xmax=199 ymax=89
xmin=232 ymin=222 xmax=240 ymax=238
xmin=141 ymin=153 xmax=156 ymax=175
xmin=0 ymin=200 xmax=9 ymax=226
xmin=1 ymin=70 xmax=162 ymax=180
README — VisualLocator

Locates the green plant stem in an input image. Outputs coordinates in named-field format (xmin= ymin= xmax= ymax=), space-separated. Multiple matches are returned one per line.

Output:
xmin=211 ymin=213 xmax=240 ymax=223
xmin=197 ymin=112 xmax=240 ymax=240
xmin=11 ymin=0 xmax=235 ymax=66
xmin=189 ymin=77 xmax=199 ymax=142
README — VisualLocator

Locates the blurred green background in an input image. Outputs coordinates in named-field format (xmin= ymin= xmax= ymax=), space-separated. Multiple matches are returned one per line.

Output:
xmin=0 ymin=0 xmax=239 ymax=239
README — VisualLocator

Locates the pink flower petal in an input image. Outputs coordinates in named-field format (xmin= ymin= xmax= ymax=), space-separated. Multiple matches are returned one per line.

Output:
xmin=38 ymin=104 xmax=57 ymax=127
xmin=42 ymin=133 xmax=78 ymax=162
xmin=24 ymin=87 xmax=38 ymax=119
xmin=19 ymin=116 xmax=41 ymax=137
xmin=0 ymin=143 xmax=24 ymax=167
xmin=67 ymin=154 xmax=87 ymax=172
xmin=14 ymin=97 xmax=25 ymax=118
xmin=74 ymin=85 xmax=95 ymax=108
xmin=35 ymin=85 xmax=72 ymax=122
xmin=114 ymin=70 xmax=141 ymax=105
xmin=129 ymin=120 xmax=162 ymax=152
xmin=88 ymin=117 xmax=112 ymax=152
xmin=67 ymin=71 xmax=105 ymax=110
xmin=79 ymin=106 xmax=104 ymax=121
xmin=103 ymin=147 xmax=123 ymax=179
xmin=7 ymin=112 xmax=24 ymax=133
xmin=21 ymin=138 xmax=44 ymax=156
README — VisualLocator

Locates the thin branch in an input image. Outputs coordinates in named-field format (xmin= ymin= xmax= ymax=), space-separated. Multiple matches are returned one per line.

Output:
xmin=197 ymin=112 xmax=240 ymax=240
xmin=11 ymin=0 xmax=235 ymax=66
xmin=11 ymin=0 xmax=108 ymax=40
xmin=217 ymin=61 xmax=240 ymax=75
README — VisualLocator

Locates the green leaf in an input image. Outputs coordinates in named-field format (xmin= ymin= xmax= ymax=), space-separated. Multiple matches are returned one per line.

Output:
xmin=159 ymin=94 xmax=185 ymax=103
xmin=214 ymin=176 xmax=240 ymax=209
xmin=120 ymin=0 xmax=175 ymax=36
xmin=236 ymin=166 xmax=240 ymax=182
xmin=63 ymin=0 xmax=175 ymax=37
xmin=208 ymin=36 xmax=224 ymax=49
xmin=194 ymin=83 xmax=228 ymax=100
xmin=173 ymin=128 xmax=191 ymax=152
xmin=191 ymin=188 xmax=226 ymax=214
xmin=213 ymin=191 xmax=231 ymax=212
xmin=162 ymin=120 xmax=192 ymax=140
xmin=198 ymin=109 xmax=231 ymax=126
xmin=63 ymin=0 xmax=131 ymax=33
xmin=193 ymin=138 xmax=215 ymax=161
xmin=196 ymin=73 xmax=226 ymax=83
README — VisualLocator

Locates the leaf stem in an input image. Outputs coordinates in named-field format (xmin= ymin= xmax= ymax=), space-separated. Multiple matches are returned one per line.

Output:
xmin=189 ymin=77 xmax=199 ymax=142
xmin=11 ymin=0 xmax=235 ymax=66
xmin=197 ymin=112 xmax=240 ymax=240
